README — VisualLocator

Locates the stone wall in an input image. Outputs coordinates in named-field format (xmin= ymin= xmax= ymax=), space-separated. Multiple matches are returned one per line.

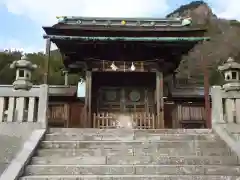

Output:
xmin=0 ymin=123 xmax=42 ymax=174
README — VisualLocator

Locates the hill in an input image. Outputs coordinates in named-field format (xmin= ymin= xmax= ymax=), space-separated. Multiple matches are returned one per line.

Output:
xmin=167 ymin=1 xmax=240 ymax=85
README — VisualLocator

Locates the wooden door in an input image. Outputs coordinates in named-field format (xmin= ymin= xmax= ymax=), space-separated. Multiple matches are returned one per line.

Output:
xmin=69 ymin=103 xmax=84 ymax=128
xmin=47 ymin=103 xmax=69 ymax=127
xmin=164 ymin=103 xmax=175 ymax=128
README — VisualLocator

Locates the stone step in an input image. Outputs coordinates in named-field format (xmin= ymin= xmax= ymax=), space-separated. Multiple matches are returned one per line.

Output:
xmin=30 ymin=155 xmax=239 ymax=165
xmin=44 ymin=133 xmax=220 ymax=141
xmin=19 ymin=174 xmax=240 ymax=180
xmin=36 ymin=147 xmax=234 ymax=157
xmin=48 ymin=128 xmax=213 ymax=134
xmin=25 ymin=164 xmax=240 ymax=176
xmin=40 ymin=140 xmax=227 ymax=149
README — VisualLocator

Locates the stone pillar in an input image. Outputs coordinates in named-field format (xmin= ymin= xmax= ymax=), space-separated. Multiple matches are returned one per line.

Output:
xmin=63 ymin=70 xmax=69 ymax=86
xmin=218 ymin=57 xmax=240 ymax=124
xmin=10 ymin=55 xmax=37 ymax=90
xmin=210 ymin=86 xmax=224 ymax=124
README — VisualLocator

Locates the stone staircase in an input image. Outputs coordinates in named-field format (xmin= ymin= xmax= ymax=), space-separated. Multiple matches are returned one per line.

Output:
xmin=20 ymin=128 xmax=240 ymax=180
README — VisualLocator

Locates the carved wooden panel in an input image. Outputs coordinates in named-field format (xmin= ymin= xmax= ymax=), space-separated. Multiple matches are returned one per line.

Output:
xmin=97 ymin=87 xmax=154 ymax=113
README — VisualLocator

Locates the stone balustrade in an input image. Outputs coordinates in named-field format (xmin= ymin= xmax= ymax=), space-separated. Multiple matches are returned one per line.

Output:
xmin=211 ymin=57 xmax=240 ymax=125
xmin=0 ymin=85 xmax=48 ymax=126
xmin=211 ymin=86 xmax=240 ymax=124
xmin=211 ymin=57 xmax=240 ymax=157
xmin=0 ymin=55 xmax=48 ymax=178
xmin=0 ymin=55 xmax=48 ymax=127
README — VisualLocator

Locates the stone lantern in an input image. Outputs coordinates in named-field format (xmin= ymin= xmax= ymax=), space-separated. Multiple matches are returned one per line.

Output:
xmin=218 ymin=57 xmax=240 ymax=91
xmin=10 ymin=55 xmax=37 ymax=90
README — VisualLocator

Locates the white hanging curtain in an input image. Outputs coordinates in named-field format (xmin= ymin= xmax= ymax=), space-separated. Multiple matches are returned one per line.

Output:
xmin=77 ymin=78 xmax=86 ymax=98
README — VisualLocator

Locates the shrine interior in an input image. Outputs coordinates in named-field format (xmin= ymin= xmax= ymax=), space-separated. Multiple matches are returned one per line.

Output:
xmin=92 ymin=72 xmax=156 ymax=114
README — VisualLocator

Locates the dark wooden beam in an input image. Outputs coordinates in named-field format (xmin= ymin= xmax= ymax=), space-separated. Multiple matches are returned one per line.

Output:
xmin=43 ymin=26 xmax=207 ymax=37
xmin=44 ymin=39 xmax=51 ymax=84
xmin=88 ymin=71 xmax=92 ymax=127
xmin=63 ymin=48 xmax=189 ymax=62
xmin=56 ymin=42 xmax=195 ymax=62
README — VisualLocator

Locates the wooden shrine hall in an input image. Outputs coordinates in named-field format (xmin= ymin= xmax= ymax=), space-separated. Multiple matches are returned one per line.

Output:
xmin=43 ymin=17 xmax=210 ymax=129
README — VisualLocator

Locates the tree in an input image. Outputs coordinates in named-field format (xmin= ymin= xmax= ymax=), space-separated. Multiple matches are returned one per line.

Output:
xmin=0 ymin=51 xmax=80 ymax=85
xmin=177 ymin=21 xmax=240 ymax=85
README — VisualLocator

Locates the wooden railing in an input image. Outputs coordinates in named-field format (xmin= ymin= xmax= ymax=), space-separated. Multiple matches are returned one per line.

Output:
xmin=93 ymin=112 xmax=156 ymax=129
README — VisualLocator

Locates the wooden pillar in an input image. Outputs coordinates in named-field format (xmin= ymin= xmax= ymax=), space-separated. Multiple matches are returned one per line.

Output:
xmin=156 ymin=71 xmax=164 ymax=128
xmin=88 ymin=71 xmax=92 ymax=127
xmin=85 ymin=71 xmax=92 ymax=128
xmin=84 ymin=72 xmax=89 ymax=127
xmin=44 ymin=39 xmax=51 ymax=84
xmin=202 ymin=56 xmax=211 ymax=129
xmin=172 ymin=72 xmax=176 ymax=88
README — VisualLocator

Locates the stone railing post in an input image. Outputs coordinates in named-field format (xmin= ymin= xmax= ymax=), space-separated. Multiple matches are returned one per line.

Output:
xmin=211 ymin=86 xmax=224 ymax=124
xmin=62 ymin=70 xmax=69 ymax=86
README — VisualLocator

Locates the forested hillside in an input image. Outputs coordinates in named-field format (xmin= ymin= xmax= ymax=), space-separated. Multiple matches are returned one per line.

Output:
xmin=168 ymin=1 xmax=240 ymax=85
xmin=0 ymin=51 xmax=80 ymax=85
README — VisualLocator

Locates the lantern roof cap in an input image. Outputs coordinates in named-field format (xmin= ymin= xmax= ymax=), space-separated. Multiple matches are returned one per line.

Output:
xmin=218 ymin=57 xmax=240 ymax=72
xmin=10 ymin=55 xmax=37 ymax=70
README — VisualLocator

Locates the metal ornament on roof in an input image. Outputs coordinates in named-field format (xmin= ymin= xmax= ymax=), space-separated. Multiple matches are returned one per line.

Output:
xmin=150 ymin=21 xmax=156 ymax=26
xmin=56 ymin=16 xmax=67 ymax=23
xmin=54 ymin=16 xmax=193 ymax=27
xmin=106 ymin=20 xmax=111 ymax=26
xmin=218 ymin=57 xmax=240 ymax=91
xmin=121 ymin=20 xmax=126 ymax=25
xmin=10 ymin=55 xmax=37 ymax=90
xmin=76 ymin=20 xmax=82 ymax=24
xmin=181 ymin=17 xmax=192 ymax=26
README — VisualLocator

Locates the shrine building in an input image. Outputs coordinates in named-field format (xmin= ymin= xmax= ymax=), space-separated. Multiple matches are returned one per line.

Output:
xmin=43 ymin=17 xmax=210 ymax=129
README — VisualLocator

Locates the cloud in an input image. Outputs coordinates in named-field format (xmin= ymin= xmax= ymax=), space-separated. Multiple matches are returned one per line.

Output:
xmin=0 ymin=38 xmax=56 ymax=53
xmin=1 ymin=0 xmax=170 ymax=25
xmin=0 ymin=38 xmax=43 ymax=53
xmin=1 ymin=0 xmax=240 ymax=54
xmin=209 ymin=0 xmax=240 ymax=20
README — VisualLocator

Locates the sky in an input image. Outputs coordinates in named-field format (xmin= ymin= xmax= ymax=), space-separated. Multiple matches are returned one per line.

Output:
xmin=0 ymin=0 xmax=239 ymax=53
